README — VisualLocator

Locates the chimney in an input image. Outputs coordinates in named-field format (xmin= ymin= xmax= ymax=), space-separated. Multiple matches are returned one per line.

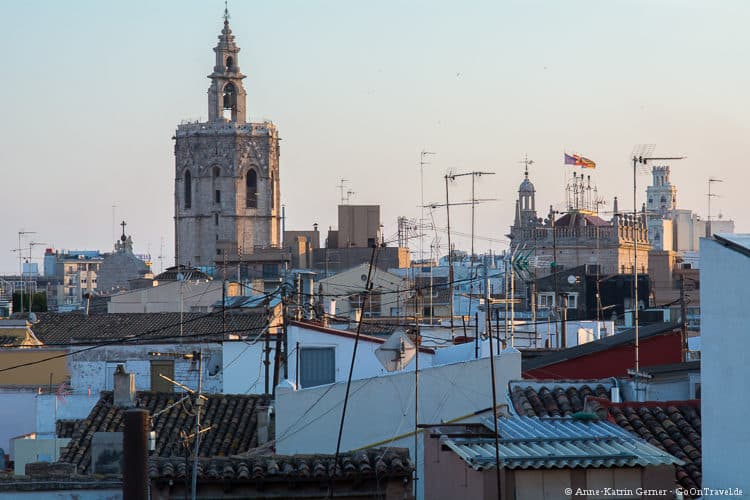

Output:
xmin=113 ymin=364 xmax=136 ymax=408
xmin=256 ymin=405 xmax=272 ymax=445
xmin=351 ymin=307 xmax=362 ymax=323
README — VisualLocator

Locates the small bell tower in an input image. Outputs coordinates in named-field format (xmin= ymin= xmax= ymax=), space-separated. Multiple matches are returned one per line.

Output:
xmin=207 ymin=6 xmax=247 ymax=123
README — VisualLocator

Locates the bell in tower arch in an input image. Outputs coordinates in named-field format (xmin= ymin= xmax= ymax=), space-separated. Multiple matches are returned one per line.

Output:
xmin=223 ymin=82 xmax=237 ymax=110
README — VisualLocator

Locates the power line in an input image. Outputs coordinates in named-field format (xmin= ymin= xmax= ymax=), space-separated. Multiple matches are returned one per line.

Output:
xmin=328 ymin=245 xmax=379 ymax=498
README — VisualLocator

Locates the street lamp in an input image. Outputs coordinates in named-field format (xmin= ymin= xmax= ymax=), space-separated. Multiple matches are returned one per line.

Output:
xmin=631 ymin=154 xmax=685 ymax=374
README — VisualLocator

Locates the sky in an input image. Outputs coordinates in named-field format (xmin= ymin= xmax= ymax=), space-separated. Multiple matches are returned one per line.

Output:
xmin=2 ymin=0 xmax=749 ymax=274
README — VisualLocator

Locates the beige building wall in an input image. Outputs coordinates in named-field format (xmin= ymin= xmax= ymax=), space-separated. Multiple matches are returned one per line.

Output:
xmin=337 ymin=205 xmax=380 ymax=248
xmin=108 ymin=280 xmax=241 ymax=313
xmin=0 ymin=350 xmax=68 ymax=386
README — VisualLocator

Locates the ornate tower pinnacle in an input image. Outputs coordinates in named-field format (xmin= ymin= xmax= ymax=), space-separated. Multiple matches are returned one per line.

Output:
xmin=515 ymin=157 xmax=537 ymax=228
xmin=207 ymin=6 xmax=247 ymax=123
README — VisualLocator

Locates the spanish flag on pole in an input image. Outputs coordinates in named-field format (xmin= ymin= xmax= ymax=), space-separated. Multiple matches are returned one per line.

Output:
xmin=564 ymin=153 xmax=596 ymax=169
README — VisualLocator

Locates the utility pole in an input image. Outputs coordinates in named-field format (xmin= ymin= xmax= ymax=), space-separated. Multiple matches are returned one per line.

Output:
xmin=447 ymin=171 xmax=496 ymax=260
xmin=413 ymin=288 xmax=421 ymax=500
xmin=191 ymin=350 xmax=203 ymax=500
xmin=680 ymin=275 xmax=688 ymax=362
xmin=153 ymin=350 xmax=207 ymax=500
xmin=632 ymin=154 xmax=686 ymax=373
xmin=15 ymin=231 xmax=36 ymax=314
xmin=419 ymin=151 xmax=435 ymax=262
xmin=481 ymin=263 xmax=502 ymax=500
xmin=336 ymin=179 xmax=349 ymax=205
xmin=27 ymin=242 xmax=46 ymax=312
xmin=428 ymin=192 xmax=475 ymax=338
xmin=444 ymin=175 xmax=454 ymax=338
xmin=549 ymin=208 xmax=559 ymax=348
xmin=707 ymin=177 xmax=722 ymax=238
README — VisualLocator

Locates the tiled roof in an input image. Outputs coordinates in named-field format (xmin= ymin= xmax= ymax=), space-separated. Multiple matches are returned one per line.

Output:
xmin=55 ymin=419 xmax=79 ymax=439
xmin=510 ymin=381 xmax=613 ymax=417
xmin=59 ymin=391 xmax=272 ymax=474
xmin=602 ymin=400 xmax=702 ymax=495
xmin=31 ymin=311 xmax=268 ymax=345
xmin=509 ymin=382 xmax=702 ymax=497
xmin=149 ymin=448 xmax=412 ymax=482
xmin=441 ymin=417 xmax=681 ymax=470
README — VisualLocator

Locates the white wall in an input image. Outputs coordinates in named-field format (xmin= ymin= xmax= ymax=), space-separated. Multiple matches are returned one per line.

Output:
xmin=68 ymin=343 xmax=223 ymax=395
xmin=275 ymin=350 xmax=521 ymax=500
xmin=701 ymin=237 xmax=750 ymax=495
xmin=223 ymin=324 xmax=433 ymax=394
xmin=13 ymin=437 xmax=71 ymax=475
xmin=35 ymin=394 xmax=99 ymax=436
xmin=0 ymin=390 xmax=37 ymax=458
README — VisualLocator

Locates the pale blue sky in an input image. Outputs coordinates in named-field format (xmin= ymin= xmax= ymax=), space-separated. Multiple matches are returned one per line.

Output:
xmin=2 ymin=1 xmax=748 ymax=272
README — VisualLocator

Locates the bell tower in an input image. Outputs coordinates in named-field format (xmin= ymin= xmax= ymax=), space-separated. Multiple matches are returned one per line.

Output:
xmin=174 ymin=9 xmax=282 ymax=272
xmin=514 ymin=162 xmax=537 ymax=229
xmin=207 ymin=8 xmax=247 ymax=123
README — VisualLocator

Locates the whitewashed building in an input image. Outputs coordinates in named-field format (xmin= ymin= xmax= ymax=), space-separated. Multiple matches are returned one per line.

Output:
xmin=700 ymin=234 xmax=750 ymax=497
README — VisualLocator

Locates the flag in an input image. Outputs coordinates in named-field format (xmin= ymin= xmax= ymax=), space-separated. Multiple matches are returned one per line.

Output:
xmin=578 ymin=156 xmax=596 ymax=169
xmin=564 ymin=153 xmax=596 ymax=169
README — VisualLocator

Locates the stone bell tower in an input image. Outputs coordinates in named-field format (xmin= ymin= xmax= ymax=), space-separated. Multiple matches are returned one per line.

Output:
xmin=174 ymin=8 xmax=281 ymax=270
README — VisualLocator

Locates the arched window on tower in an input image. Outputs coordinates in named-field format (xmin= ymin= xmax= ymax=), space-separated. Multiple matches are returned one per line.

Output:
xmin=246 ymin=169 xmax=257 ymax=208
xmin=225 ymin=56 xmax=234 ymax=72
xmin=213 ymin=167 xmax=221 ymax=204
xmin=184 ymin=170 xmax=192 ymax=209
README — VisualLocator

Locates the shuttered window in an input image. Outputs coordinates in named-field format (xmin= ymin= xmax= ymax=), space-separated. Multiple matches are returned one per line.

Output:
xmin=299 ymin=348 xmax=335 ymax=388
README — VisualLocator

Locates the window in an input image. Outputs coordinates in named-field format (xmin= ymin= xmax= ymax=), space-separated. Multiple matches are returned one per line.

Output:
xmin=214 ymin=213 xmax=219 ymax=226
xmin=246 ymin=170 xmax=257 ymax=208
xmin=299 ymin=348 xmax=335 ymax=388
xmin=216 ymin=249 xmax=222 ymax=256
xmin=538 ymin=293 xmax=555 ymax=309
xmin=262 ymin=264 xmax=278 ymax=279
xmin=184 ymin=170 xmax=192 ymax=209
xmin=565 ymin=292 xmax=578 ymax=309
xmin=212 ymin=167 xmax=221 ymax=205
xmin=225 ymin=56 xmax=233 ymax=72
xmin=150 ymin=360 xmax=174 ymax=392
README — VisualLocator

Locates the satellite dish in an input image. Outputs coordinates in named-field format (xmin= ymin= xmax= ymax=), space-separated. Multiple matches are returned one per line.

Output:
xmin=567 ymin=275 xmax=576 ymax=285
xmin=375 ymin=332 xmax=416 ymax=372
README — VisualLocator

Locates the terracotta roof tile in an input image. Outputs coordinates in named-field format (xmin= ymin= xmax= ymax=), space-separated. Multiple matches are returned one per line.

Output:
xmin=55 ymin=419 xmax=79 ymax=439
xmin=59 ymin=391 xmax=272 ymax=474
xmin=509 ymin=382 xmax=701 ymax=498
xmin=510 ymin=383 xmax=611 ymax=417
xmin=603 ymin=401 xmax=701 ymax=496
xmin=31 ymin=312 xmax=268 ymax=345
xmin=149 ymin=448 xmax=412 ymax=482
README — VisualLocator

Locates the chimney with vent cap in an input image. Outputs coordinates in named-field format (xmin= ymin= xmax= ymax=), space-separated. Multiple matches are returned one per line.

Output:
xmin=113 ymin=364 xmax=136 ymax=408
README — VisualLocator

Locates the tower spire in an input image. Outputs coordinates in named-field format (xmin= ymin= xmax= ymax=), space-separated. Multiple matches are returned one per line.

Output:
xmin=207 ymin=4 xmax=246 ymax=123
